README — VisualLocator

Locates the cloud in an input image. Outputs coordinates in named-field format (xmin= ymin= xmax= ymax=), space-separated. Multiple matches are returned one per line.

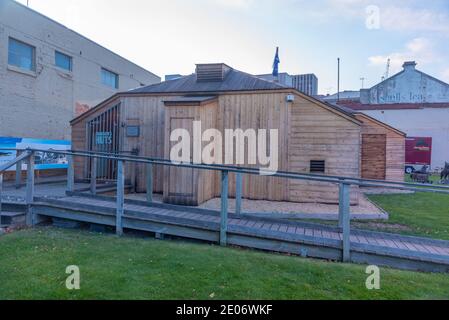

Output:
xmin=368 ymin=38 xmax=438 ymax=73
xmin=212 ymin=0 xmax=254 ymax=9
xmin=301 ymin=1 xmax=449 ymax=35
xmin=379 ymin=6 xmax=449 ymax=33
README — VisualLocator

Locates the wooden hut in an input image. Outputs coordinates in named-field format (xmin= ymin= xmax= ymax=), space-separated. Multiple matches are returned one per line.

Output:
xmin=70 ymin=63 xmax=405 ymax=206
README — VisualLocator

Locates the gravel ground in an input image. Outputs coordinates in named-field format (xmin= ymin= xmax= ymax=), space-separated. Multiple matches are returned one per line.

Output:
xmin=199 ymin=193 xmax=384 ymax=215
xmin=127 ymin=192 xmax=385 ymax=216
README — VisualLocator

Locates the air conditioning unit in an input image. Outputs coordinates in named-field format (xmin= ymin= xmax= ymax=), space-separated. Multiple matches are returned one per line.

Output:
xmin=286 ymin=94 xmax=295 ymax=102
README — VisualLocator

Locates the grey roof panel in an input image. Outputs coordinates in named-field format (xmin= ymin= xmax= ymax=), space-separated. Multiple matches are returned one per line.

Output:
xmin=126 ymin=69 xmax=290 ymax=94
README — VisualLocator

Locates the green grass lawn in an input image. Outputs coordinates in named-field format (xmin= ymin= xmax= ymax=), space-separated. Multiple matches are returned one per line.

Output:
xmin=355 ymin=174 xmax=449 ymax=240
xmin=1 ymin=227 xmax=449 ymax=300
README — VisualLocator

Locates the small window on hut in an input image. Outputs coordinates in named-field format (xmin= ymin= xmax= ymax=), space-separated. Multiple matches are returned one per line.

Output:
xmin=310 ymin=160 xmax=325 ymax=173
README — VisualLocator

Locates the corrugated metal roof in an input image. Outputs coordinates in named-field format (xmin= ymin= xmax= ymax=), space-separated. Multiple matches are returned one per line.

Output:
xmin=126 ymin=68 xmax=290 ymax=94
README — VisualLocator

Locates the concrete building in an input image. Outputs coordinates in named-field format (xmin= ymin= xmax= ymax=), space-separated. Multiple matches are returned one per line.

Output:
xmin=0 ymin=0 xmax=160 ymax=141
xmin=322 ymin=90 xmax=360 ymax=103
xmin=292 ymin=74 xmax=318 ymax=96
xmin=257 ymin=72 xmax=318 ymax=96
xmin=338 ymin=61 xmax=449 ymax=170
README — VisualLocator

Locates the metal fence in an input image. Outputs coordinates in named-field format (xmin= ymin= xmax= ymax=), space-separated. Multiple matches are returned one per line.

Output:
xmin=2 ymin=148 xmax=449 ymax=262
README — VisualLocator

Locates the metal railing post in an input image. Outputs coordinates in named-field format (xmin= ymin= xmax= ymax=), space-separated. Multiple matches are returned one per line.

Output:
xmin=116 ymin=160 xmax=124 ymax=236
xmin=67 ymin=154 xmax=75 ymax=192
xmin=339 ymin=182 xmax=351 ymax=262
xmin=146 ymin=163 xmax=153 ymax=203
xmin=26 ymin=152 xmax=35 ymax=226
xmin=90 ymin=157 xmax=97 ymax=195
xmin=220 ymin=170 xmax=229 ymax=246
xmin=235 ymin=171 xmax=242 ymax=215
xmin=15 ymin=150 xmax=22 ymax=189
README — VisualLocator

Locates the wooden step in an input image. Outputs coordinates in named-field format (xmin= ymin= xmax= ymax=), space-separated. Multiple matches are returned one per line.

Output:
xmin=0 ymin=211 xmax=26 ymax=226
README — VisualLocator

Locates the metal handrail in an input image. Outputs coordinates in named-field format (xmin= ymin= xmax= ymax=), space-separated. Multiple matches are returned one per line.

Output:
xmin=18 ymin=147 xmax=449 ymax=195
xmin=0 ymin=151 xmax=32 ymax=173
xmin=2 ymin=147 xmax=447 ymax=263
xmin=64 ymin=149 xmax=449 ymax=190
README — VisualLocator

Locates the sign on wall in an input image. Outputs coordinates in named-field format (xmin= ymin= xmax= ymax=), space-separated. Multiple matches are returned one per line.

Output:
xmin=0 ymin=137 xmax=71 ymax=171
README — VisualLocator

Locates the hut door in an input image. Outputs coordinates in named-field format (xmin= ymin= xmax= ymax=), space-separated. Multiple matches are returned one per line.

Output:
xmin=362 ymin=134 xmax=386 ymax=180
xmin=87 ymin=104 xmax=120 ymax=180
xmin=167 ymin=117 xmax=195 ymax=203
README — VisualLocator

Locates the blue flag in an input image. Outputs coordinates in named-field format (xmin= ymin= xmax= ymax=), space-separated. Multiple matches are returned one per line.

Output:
xmin=272 ymin=47 xmax=280 ymax=77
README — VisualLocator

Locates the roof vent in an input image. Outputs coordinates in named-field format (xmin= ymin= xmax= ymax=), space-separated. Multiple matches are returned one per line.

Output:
xmin=403 ymin=61 xmax=417 ymax=71
xmin=196 ymin=63 xmax=231 ymax=82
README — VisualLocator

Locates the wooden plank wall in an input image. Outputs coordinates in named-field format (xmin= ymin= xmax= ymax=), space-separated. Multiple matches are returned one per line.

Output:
xmin=288 ymin=98 xmax=361 ymax=204
xmin=72 ymin=92 xmax=364 ymax=205
xmin=215 ymin=93 xmax=291 ymax=202
xmin=162 ymin=101 xmax=218 ymax=205
xmin=355 ymin=114 xmax=405 ymax=182
xmin=120 ymin=96 xmax=167 ymax=192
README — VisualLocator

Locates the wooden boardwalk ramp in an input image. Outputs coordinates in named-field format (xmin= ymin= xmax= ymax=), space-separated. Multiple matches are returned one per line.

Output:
xmin=32 ymin=194 xmax=449 ymax=273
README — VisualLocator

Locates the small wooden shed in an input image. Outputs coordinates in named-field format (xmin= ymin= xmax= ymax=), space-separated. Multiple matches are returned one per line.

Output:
xmin=70 ymin=63 xmax=405 ymax=206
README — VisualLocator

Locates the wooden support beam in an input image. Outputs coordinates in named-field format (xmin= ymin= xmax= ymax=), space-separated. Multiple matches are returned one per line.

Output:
xmin=235 ymin=171 xmax=242 ymax=215
xmin=67 ymin=154 xmax=75 ymax=193
xmin=220 ymin=170 xmax=229 ymax=246
xmin=339 ymin=182 xmax=351 ymax=262
xmin=116 ymin=160 xmax=124 ymax=236
xmin=0 ymin=173 xmax=3 ymax=214
xmin=15 ymin=150 xmax=22 ymax=189
xmin=90 ymin=157 xmax=97 ymax=195
xmin=146 ymin=163 xmax=153 ymax=203
xmin=26 ymin=152 xmax=35 ymax=226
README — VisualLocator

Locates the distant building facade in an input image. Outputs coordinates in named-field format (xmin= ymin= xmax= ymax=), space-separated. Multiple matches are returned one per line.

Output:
xmin=337 ymin=61 xmax=449 ymax=170
xmin=0 ymin=0 xmax=160 ymax=140
xmin=257 ymin=72 xmax=318 ymax=96
xmin=292 ymin=74 xmax=318 ymax=96
xmin=360 ymin=61 xmax=449 ymax=104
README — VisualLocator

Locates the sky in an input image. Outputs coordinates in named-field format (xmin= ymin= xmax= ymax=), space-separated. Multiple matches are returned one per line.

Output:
xmin=15 ymin=0 xmax=449 ymax=94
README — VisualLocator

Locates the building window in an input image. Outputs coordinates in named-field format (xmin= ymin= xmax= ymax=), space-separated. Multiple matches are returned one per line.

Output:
xmin=101 ymin=68 xmax=119 ymax=89
xmin=8 ymin=38 xmax=36 ymax=71
xmin=55 ymin=51 xmax=72 ymax=71
xmin=310 ymin=160 xmax=325 ymax=173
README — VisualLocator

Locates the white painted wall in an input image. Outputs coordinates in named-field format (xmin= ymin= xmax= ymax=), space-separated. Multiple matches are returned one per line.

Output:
xmin=360 ymin=62 xmax=449 ymax=104
xmin=362 ymin=108 xmax=449 ymax=170
xmin=0 ymin=0 xmax=160 ymax=140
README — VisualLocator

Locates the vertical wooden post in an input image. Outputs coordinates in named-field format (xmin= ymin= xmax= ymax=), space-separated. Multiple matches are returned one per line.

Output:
xmin=235 ymin=171 xmax=242 ymax=215
xmin=338 ymin=181 xmax=344 ymax=228
xmin=220 ymin=170 xmax=229 ymax=246
xmin=0 ymin=173 xmax=3 ymax=214
xmin=67 ymin=154 xmax=75 ymax=193
xmin=146 ymin=163 xmax=153 ymax=203
xmin=15 ymin=150 xmax=22 ymax=189
xmin=90 ymin=157 xmax=97 ymax=195
xmin=26 ymin=152 xmax=35 ymax=226
xmin=116 ymin=160 xmax=124 ymax=236
xmin=339 ymin=182 xmax=351 ymax=262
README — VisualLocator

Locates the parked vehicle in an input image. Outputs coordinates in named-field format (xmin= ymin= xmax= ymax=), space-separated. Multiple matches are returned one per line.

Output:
xmin=405 ymin=137 xmax=432 ymax=174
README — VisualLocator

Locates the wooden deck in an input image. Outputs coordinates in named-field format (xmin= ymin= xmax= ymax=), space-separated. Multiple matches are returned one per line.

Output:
xmin=30 ymin=194 xmax=449 ymax=273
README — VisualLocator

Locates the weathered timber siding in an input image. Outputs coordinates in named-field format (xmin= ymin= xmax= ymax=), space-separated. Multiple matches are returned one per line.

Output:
xmin=289 ymin=98 xmax=361 ymax=204
xmin=356 ymin=114 xmax=405 ymax=182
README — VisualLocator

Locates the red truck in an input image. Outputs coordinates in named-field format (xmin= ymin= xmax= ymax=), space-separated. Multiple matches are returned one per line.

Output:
xmin=405 ymin=137 xmax=432 ymax=174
